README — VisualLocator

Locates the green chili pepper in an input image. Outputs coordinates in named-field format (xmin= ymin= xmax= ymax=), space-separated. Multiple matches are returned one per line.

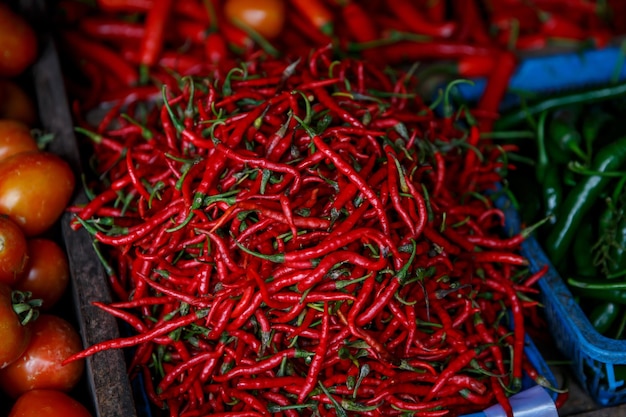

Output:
xmin=544 ymin=136 xmax=626 ymax=267
xmin=568 ymin=275 xmax=626 ymax=290
xmin=572 ymin=219 xmax=597 ymax=278
xmin=546 ymin=106 xmax=587 ymax=164
xmin=495 ymin=81 xmax=626 ymax=130
xmin=568 ymin=276 xmax=626 ymax=305
xmin=541 ymin=164 xmax=563 ymax=227
xmin=582 ymin=106 xmax=613 ymax=155
xmin=599 ymin=202 xmax=615 ymax=237
xmin=535 ymin=111 xmax=550 ymax=183
xmin=589 ymin=301 xmax=621 ymax=334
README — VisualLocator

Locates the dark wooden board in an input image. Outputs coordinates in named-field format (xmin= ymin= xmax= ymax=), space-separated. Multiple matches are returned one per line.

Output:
xmin=20 ymin=8 xmax=140 ymax=417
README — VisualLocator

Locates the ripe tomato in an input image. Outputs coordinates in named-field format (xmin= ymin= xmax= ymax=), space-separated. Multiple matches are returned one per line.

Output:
xmin=0 ymin=151 xmax=75 ymax=236
xmin=14 ymin=238 xmax=69 ymax=311
xmin=224 ymin=0 xmax=286 ymax=40
xmin=0 ymin=284 xmax=31 ymax=369
xmin=9 ymin=389 xmax=93 ymax=417
xmin=0 ymin=81 xmax=37 ymax=126
xmin=0 ymin=215 xmax=28 ymax=285
xmin=0 ymin=4 xmax=38 ymax=77
xmin=0 ymin=314 xmax=85 ymax=398
xmin=0 ymin=120 xmax=39 ymax=162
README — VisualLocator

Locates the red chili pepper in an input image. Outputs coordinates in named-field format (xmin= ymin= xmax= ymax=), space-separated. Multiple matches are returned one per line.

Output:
xmin=97 ymin=0 xmax=208 ymax=22
xmin=63 ymin=309 xmax=208 ymax=364
xmin=298 ymin=302 xmax=329 ymax=402
xmin=484 ymin=279 xmax=525 ymax=391
xmin=158 ymin=350 xmax=223 ymax=393
xmin=62 ymin=31 xmax=138 ymax=86
xmin=540 ymin=12 xmax=587 ymax=40
xmin=453 ymin=0 xmax=491 ymax=44
xmin=424 ymin=348 xmax=478 ymax=401
xmin=473 ymin=313 xmax=507 ymax=377
xmin=289 ymin=0 xmax=334 ymax=36
xmin=283 ymin=7 xmax=333 ymax=48
xmin=205 ymin=31 xmax=229 ymax=66
xmin=138 ymin=0 xmax=175 ymax=80
xmin=92 ymin=199 xmax=185 ymax=246
xmin=523 ymin=265 xmax=549 ymax=287
xmin=457 ymin=55 xmax=497 ymax=78
xmin=477 ymin=51 xmax=517 ymax=132
xmin=341 ymin=2 xmax=379 ymax=44
xmin=213 ymin=348 xmax=308 ymax=382
xmin=313 ymin=135 xmax=390 ymax=235
xmin=379 ymin=40 xmax=498 ymax=65
xmin=387 ymin=0 xmax=456 ymax=38
xmin=469 ymin=251 xmax=529 ymax=266
xmin=385 ymin=145 xmax=418 ymax=237
xmin=295 ymin=250 xmax=388 ymax=292
xmin=79 ymin=17 xmax=145 ymax=43
xmin=491 ymin=376 xmax=514 ymax=417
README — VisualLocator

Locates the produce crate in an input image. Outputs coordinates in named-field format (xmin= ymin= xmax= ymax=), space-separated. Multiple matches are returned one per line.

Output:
xmin=498 ymin=194 xmax=626 ymax=407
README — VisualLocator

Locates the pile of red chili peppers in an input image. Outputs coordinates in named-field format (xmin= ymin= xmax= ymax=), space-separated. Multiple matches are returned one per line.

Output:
xmin=65 ymin=44 xmax=552 ymax=417
xmin=57 ymin=0 xmax=626 ymax=131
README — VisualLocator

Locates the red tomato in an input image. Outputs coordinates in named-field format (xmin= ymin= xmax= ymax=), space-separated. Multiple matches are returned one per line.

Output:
xmin=0 ymin=4 xmax=38 ymax=77
xmin=14 ymin=238 xmax=69 ymax=310
xmin=224 ymin=0 xmax=286 ymax=40
xmin=9 ymin=389 xmax=93 ymax=417
xmin=0 ymin=120 xmax=39 ymax=162
xmin=0 ymin=284 xmax=31 ymax=369
xmin=0 ymin=215 xmax=28 ymax=285
xmin=0 ymin=151 xmax=75 ymax=236
xmin=0 ymin=81 xmax=37 ymax=126
xmin=0 ymin=314 xmax=85 ymax=398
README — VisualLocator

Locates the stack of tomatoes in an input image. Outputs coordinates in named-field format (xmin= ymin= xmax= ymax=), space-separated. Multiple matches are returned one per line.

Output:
xmin=0 ymin=4 xmax=93 ymax=417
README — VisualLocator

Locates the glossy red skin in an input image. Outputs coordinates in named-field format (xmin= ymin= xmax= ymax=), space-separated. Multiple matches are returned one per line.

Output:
xmin=0 ymin=314 xmax=85 ymax=398
xmin=0 ymin=120 xmax=39 ymax=162
xmin=0 ymin=151 xmax=75 ymax=236
xmin=14 ymin=238 xmax=70 ymax=311
xmin=0 ymin=4 xmax=38 ymax=77
xmin=0 ymin=283 xmax=30 ymax=369
xmin=9 ymin=389 xmax=93 ymax=417
xmin=0 ymin=215 xmax=28 ymax=285
xmin=0 ymin=80 xmax=37 ymax=126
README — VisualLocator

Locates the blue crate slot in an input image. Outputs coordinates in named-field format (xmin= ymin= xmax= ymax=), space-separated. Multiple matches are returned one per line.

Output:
xmin=497 ymin=193 xmax=626 ymax=406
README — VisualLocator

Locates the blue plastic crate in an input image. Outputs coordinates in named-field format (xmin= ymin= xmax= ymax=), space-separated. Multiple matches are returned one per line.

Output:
xmin=498 ymin=195 xmax=626 ymax=407
xmin=455 ymin=44 xmax=626 ymax=109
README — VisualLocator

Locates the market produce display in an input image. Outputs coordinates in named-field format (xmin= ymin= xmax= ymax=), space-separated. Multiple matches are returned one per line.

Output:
xmin=67 ymin=44 xmax=552 ymax=416
xmin=0 ymin=3 xmax=93 ymax=416
xmin=34 ymin=0 xmax=626 ymax=416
